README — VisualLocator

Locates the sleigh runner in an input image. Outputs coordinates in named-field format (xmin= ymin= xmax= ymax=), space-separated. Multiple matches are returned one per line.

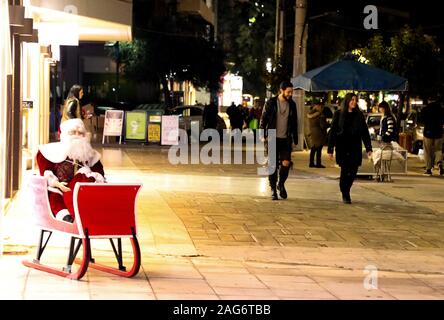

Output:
xmin=23 ymin=175 xmax=143 ymax=280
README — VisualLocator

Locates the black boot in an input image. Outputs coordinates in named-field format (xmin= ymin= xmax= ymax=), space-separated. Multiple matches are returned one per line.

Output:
xmin=271 ymin=186 xmax=278 ymax=200
xmin=309 ymin=148 xmax=316 ymax=167
xmin=315 ymin=147 xmax=325 ymax=168
xmin=439 ymin=162 xmax=444 ymax=176
xmin=278 ymin=184 xmax=287 ymax=199
xmin=340 ymin=171 xmax=351 ymax=204
xmin=62 ymin=215 xmax=74 ymax=223
xmin=278 ymin=165 xmax=290 ymax=199
xmin=269 ymin=171 xmax=278 ymax=200
xmin=342 ymin=193 xmax=352 ymax=204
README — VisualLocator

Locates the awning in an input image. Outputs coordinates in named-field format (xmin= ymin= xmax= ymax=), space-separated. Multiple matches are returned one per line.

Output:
xmin=25 ymin=0 xmax=132 ymax=44
xmin=291 ymin=58 xmax=408 ymax=92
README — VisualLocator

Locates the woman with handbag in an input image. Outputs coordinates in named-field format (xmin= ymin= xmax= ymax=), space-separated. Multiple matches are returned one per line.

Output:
xmin=61 ymin=85 xmax=84 ymax=123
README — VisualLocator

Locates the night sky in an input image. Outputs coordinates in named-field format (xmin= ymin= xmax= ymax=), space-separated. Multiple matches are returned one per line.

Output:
xmin=308 ymin=0 xmax=442 ymax=29
xmin=303 ymin=0 xmax=444 ymax=46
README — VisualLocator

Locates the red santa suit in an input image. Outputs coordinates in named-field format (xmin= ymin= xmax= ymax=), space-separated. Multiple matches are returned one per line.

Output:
xmin=36 ymin=119 xmax=105 ymax=222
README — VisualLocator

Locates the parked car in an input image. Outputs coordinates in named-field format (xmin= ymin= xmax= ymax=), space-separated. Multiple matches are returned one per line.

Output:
xmin=167 ymin=105 xmax=226 ymax=139
xmin=94 ymin=101 xmax=136 ymax=115
xmin=403 ymin=110 xmax=423 ymax=154
xmin=403 ymin=108 xmax=444 ymax=154
xmin=366 ymin=113 xmax=383 ymax=140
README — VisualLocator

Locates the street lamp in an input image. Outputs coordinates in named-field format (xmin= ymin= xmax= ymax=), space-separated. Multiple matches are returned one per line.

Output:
xmin=266 ymin=58 xmax=272 ymax=73
xmin=265 ymin=58 xmax=273 ymax=99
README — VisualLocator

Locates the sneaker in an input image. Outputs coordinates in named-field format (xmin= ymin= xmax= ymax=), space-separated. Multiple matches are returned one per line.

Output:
xmin=423 ymin=169 xmax=432 ymax=176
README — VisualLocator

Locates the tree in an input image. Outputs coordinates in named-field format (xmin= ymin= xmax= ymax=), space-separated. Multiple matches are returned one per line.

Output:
xmin=265 ymin=56 xmax=293 ymax=94
xmin=363 ymin=26 xmax=442 ymax=99
xmin=218 ymin=0 xmax=276 ymax=98
xmin=111 ymin=0 xmax=226 ymax=107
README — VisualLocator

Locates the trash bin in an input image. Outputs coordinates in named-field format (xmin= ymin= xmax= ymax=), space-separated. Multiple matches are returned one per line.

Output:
xmin=398 ymin=132 xmax=412 ymax=152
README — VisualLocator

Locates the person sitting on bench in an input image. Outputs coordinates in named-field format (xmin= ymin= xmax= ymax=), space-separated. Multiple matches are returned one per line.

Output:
xmin=36 ymin=118 xmax=106 ymax=223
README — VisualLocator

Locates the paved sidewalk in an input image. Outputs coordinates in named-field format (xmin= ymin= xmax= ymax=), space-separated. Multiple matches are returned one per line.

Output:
xmin=1 ymin=147 xmax=444 ymax=300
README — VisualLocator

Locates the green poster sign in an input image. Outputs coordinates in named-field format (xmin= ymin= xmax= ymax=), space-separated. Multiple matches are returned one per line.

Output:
xmin=125 ymin=111 xmax=147 ymax=141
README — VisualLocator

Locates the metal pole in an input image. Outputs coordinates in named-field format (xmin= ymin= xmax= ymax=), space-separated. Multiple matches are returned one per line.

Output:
xmin=274 ymin=0 xmax=285 ymax=59
xmin=292 ymin=0 xmax=307 ymax=151
xmin=274 ymin=0 xmax=286 ymax=59
xmin=278 ymin=4 xmax=284 ymax=58
xmin=11 ymin=32 xmax=22 ymax=192
xmin=51 ymin=62 xmax=57 ymax=139
xmin=115 ymin=41 xmax=120 ymax=102
xmin=274 ymin=0 xmax=280 ymax=59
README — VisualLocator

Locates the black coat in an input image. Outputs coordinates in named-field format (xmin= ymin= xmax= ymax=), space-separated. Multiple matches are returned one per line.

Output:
xmin=227 ymin=105 xmax=243 ymax=130
xmin=327 ymin=109 xmax=372 ymax=167
xmin=203 ymin=104 xmax=218 ymax=129
xmin=422 ymin=102 xmax=444 ymax=139
xmin=260 ymin=96 xmax=298 ymax=145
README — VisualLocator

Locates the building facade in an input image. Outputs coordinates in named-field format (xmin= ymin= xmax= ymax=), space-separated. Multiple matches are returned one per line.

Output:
xmin=0 ymin=0 xmax=133 ymax=254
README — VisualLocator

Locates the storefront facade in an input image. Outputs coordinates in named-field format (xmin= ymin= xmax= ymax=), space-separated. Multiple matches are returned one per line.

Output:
xmin=0 ymin=0 xmax=13 ymax=254
xmin=1 ymin=0 xmax=132 ymax=255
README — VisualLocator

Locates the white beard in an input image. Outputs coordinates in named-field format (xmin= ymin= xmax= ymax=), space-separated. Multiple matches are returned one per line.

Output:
xmin=63 ymin=135 xmax=96 ymax=165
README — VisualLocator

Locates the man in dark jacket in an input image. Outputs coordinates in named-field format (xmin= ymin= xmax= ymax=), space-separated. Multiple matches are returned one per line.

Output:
xmin=203 ymin=103 xmax=218 ymax=130
xmin=260 ymin=81 xmax=298 ymax=200
xmin=422 ymin=99 xmax=444 ymax=175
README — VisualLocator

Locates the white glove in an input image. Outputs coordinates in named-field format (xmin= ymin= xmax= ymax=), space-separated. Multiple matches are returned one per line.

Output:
xmin=44 ymin=170 xmax=60 ymax=188
xmin=56 ymin=181 xmax=71 ymax=192
xmin=44 ymin=171 xmax=71 ymax=192
xmin=86 ymin=171 xmax=106 ymax=183
xmin=77 ymin=166 xmax=92 ymax=175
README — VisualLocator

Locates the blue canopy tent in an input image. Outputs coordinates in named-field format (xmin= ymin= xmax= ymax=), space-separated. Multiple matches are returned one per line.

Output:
xmin=291 ymin=58 xmax=408 ymax=92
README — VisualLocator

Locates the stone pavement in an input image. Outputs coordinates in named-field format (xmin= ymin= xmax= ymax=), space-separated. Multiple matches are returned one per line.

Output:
xmin=1 ymin=146 xmax=444 ymax=300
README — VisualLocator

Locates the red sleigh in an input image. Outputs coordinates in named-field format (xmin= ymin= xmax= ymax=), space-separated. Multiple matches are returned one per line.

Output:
xmin=23 ymin=175 xmax=143 ymax=280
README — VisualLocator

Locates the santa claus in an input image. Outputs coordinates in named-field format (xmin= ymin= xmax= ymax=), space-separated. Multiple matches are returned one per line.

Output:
xmin=36 ymin=118 xmax=106 ymax=223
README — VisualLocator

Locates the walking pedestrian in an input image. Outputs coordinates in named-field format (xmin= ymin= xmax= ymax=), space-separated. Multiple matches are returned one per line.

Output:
xmin=227 ymin=102 xmax=243 ymax=131
xmin=203 ymin=102 xmax=218 ymax=130
xmin=249 ymin=98 xmax=263 ymax=139
xmin=240 ymin=103 xmax=250 ymax=129
xmin=260 ymin=81 xmax=298 ymax=200
xmin=421 ymin=98 xmax=444 ymax=176
xmin=61 ymin=85 xmax=84 ymax=123
xmin=327 ymin=93 xmax=373 ymax=204
xmin=307 ymin=101 xmax=328 ymax=168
